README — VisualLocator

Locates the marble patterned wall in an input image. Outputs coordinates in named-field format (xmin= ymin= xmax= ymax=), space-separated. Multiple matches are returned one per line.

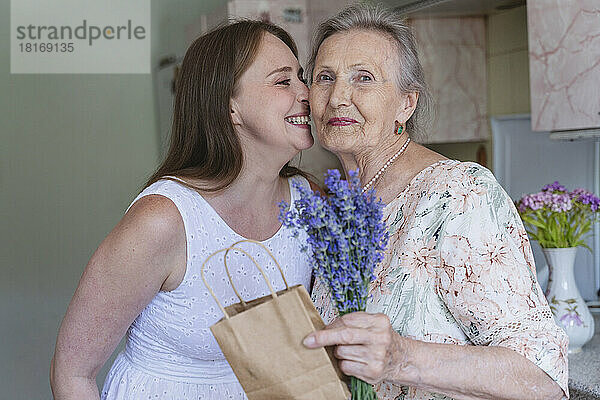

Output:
xmin=411 ymin=17 xmax=489 ymax=144
xmin=527 ymin=0 xmax=600 ymax=131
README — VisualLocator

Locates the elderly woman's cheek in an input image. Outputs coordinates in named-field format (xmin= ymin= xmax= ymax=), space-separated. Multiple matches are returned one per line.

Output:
xmin=308 ymin=86 xmax=328 ymax=119
xmin=375 ymin=85 xmax=404 ymax=117
xmin=356 ymin=89 xmax=394 ymax=124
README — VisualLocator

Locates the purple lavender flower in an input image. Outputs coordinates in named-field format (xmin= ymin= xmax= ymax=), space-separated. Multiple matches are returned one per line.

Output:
xmin=279 ymin=169 xmax=388 ymax=315
xmin=280 ymin=170 xmax=387 ymax=400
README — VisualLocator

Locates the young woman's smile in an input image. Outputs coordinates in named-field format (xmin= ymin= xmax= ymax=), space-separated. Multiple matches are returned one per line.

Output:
xmin=232 ymin=33 xmax=314 ymax=161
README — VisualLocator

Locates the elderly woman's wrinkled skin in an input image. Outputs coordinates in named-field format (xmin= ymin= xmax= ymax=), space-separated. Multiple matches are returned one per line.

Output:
xmin=310 ymin=30 xmax=415 ymax=155
xmin=306 ymin=29 xmax=565 ymax=400
xmin=309 ymin=30 xmax=443 ymax=205
xmin=309 ymin=30 xmax=422 ymax=204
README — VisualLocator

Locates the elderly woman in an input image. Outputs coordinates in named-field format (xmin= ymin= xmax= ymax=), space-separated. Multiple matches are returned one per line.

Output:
xmin=304 ymin=4 xmax=569 ymax=400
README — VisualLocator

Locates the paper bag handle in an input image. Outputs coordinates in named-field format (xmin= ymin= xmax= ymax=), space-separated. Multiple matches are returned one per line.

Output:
xmin=200 ymin=239 xmax=289 ymax=319
xmin=224 ymin=239 xmax=290 ymax=304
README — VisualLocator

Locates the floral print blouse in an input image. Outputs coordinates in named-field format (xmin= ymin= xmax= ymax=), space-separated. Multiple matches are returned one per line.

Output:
xmin=312 ymin=160 xmax=569 ymax=400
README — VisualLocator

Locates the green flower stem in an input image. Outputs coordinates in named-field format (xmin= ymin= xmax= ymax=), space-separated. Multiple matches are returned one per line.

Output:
xmin=339 ymin=307 xmax=377 ymax=400
xmin=519 ymin=205 xmax=597 ymax=249
xmin=350 ymin=376 xmax=377 ymax=400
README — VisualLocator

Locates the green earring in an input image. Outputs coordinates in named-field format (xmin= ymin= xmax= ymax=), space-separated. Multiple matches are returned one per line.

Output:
xmin=396 ymin=123 xmax=404 ymax=135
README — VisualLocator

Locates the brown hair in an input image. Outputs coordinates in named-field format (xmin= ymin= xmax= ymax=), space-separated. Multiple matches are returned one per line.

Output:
xmin=145 ymin=20 xmax=309 ymax=192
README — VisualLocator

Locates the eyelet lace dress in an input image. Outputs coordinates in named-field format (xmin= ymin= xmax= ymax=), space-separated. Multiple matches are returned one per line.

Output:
xmin=101 ymin=176 xmax=313 ymax=400
xmin=312 ymin=160 xmax=570 ymax=400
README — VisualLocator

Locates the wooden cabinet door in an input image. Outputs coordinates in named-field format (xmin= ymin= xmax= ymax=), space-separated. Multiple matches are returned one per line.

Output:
xmin=528 ymin=0 xmax=600 ymax=132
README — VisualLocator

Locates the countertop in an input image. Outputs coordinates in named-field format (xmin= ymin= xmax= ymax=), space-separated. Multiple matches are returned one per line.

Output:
xmin=568 ymin=314 xmax=600 ymax=399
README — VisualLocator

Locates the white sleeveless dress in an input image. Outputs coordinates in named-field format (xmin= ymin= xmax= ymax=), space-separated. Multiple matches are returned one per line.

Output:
xmin=101 ymin=176 xmax=313 ymax=400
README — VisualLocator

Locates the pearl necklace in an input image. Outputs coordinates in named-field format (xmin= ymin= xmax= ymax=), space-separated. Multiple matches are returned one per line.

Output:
xmin=362 ymin=137 xmax=411 ymax=194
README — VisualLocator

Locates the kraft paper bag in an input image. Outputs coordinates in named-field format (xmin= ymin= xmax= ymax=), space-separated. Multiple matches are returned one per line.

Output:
xmin=202 ymin=239 xmax=350 ymax=400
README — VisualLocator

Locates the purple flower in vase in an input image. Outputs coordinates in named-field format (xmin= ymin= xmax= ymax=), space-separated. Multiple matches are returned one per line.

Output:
xmin=542 ymin=181 xmax=567 ymax=193
xmin=571 ymin=188 xmax=600 ymax=212
xmin=559 ymin=311 xmax=584 ymax=327
xmin=517 ymin=190 xmax=572 ymax=213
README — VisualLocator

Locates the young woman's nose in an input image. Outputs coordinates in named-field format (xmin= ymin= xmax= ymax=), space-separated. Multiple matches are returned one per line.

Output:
xmin=296 ymin=80 xmax=310 ymax=106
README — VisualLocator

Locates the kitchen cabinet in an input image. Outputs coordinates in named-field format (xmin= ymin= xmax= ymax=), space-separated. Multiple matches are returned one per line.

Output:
xmin=228 ymin=0 xmax=310 ymax=64
xmin=527 ymin=0 xmax=600 ymax=132
xmin=411 ymin=17 xmax=489 ymax=143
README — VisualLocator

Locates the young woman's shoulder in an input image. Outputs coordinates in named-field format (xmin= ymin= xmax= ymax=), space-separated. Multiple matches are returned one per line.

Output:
xmin=123 ymin=194 xmax=185 ymax=246
xmin=87 ymin=194 xmax=187 ymax=293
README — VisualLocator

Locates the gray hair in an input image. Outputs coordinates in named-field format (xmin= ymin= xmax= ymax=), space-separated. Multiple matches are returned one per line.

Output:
xmin=307 ymin=3 xmax=433 ymax=142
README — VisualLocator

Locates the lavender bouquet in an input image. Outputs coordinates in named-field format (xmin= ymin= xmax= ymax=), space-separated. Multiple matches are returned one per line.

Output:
xmin=516 ymin=181 xmax=600 ymax=249
xmin=279 ymin=169 xmax=389 ymax=400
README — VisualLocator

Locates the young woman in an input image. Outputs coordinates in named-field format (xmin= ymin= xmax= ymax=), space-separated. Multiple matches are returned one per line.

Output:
xmin=51 ymin=20 xmax=317 ymax=400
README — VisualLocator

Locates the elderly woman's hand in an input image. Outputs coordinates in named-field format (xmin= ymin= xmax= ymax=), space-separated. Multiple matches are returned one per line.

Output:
xmin=303 ymin=312 xmax=412 ymax=384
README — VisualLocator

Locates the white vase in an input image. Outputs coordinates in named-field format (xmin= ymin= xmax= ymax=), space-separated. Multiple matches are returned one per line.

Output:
xmin=543 ymin=247 xmax=595 ymax=353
